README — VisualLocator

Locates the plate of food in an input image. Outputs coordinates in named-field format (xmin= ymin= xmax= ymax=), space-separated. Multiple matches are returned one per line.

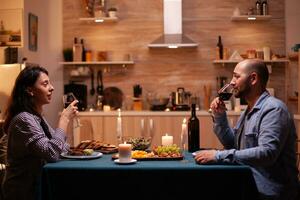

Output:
xmin=112 ymin=145 xmax=184 ymax=161
xmin=61 ymin=149 xmax=103 ymax=160
xmin=74 ymin=140 xmax=118 ymax=154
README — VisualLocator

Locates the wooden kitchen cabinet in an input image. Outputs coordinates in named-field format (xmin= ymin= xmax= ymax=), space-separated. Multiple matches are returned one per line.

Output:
xmin=71 ymin=112 xmax=239 ymax=150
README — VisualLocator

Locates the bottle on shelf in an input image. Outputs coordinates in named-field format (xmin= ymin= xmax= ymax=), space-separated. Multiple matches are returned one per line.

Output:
xmin=262 ymin=0 xmax=268 ymax=15
xmin=73 ymin=37 xmax=83 ymax=62
xmin=216 ymin=35 xmax=224 ymax=60
xmin=81 ymin=39 xmax=86 ymax=62
xmin=188 ymin=103 xmax=200 ymax=152
xmin=255 ymin=0 xmax=262 ymax=15
xmin=96 ymin=95 xmax=103 ymax=111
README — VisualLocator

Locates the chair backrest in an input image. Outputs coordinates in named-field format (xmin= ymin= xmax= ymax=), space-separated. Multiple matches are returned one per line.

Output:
xmin=297 ymin=140 xmax=300 ymax=180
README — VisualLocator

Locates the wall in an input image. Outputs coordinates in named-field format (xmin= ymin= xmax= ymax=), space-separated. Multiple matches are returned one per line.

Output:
xmin=285 ymin=0 xmax=300 ymax=113
xmin=23 ymin=0 xmax=63 ymax=126
xmin=63 ymin=0 xmax=290 ymax=110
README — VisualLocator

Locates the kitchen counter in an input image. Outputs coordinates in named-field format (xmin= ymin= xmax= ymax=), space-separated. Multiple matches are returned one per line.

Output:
xmin=77 ymin=110 xmax=242 ymax=116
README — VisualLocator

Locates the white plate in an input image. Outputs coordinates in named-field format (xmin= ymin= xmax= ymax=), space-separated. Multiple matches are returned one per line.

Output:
xmin=114 ymin=159 xmax=137 ymax=165
xmin=61 ymin=152 xmax=103 ymax=159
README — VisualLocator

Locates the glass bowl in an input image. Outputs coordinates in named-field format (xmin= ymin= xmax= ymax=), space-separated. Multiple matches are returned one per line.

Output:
xmin=122 ymin=137 xmax=152 ymax=151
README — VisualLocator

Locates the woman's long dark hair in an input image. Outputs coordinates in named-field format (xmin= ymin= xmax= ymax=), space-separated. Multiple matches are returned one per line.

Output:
xmin=3 ymin=66 xmax=48 ymax=133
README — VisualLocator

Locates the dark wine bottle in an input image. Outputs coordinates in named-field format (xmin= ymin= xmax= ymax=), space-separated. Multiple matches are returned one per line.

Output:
xmin=188 ymin=103 xmax=200 ymax=152
xmin=81 ymin=39 xmax=86 ymax=62
xmin=216 ymin=35 xmax=223 ymax=60
xmin=262 ymin=0 xmax=268 ymax=15
xmin=255 ymin=0 xmax=262 ymax=15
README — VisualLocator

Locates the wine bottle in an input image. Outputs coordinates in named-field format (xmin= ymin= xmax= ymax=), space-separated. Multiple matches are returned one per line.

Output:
xmin=73 ymin=37 xmax=83 ymax=62
xmin=216 ymin=35 xmax=223 ymax=60
xmin=188 ymin=103 xmax=200 ymax=152
xmin=81 ymin=38 xmax=86 ymax=62
xmin=262 ymin=0 xmax=268 ymax=15
xmin=255 ymin=0 xmax=262 ymax=15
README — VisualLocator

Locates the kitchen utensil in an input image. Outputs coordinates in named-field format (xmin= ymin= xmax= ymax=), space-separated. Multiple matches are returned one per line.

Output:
xmin=97 ymin=70 xmax=104 ymax=95
xmin=90 ymin=68 xmax=95 ymax=96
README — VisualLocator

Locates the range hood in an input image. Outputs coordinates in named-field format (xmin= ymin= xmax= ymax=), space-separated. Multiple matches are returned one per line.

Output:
xmin=148 ymin=0 xmax=198 ymax=48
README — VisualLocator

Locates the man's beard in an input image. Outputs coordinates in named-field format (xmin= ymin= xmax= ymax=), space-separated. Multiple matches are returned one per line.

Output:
xmin=234 ymin=79 xmax=251 ymax=99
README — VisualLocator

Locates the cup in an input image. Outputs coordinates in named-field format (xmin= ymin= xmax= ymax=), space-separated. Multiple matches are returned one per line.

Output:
xmin=97 ymin=51 xmax=108 ymax=61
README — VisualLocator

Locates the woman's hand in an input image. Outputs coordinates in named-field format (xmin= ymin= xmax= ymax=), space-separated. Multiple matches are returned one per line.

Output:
xmin=58 ymin=100 xmax=79 ymax=132
xmin=62 ymin=100 xmax=79 ymax=120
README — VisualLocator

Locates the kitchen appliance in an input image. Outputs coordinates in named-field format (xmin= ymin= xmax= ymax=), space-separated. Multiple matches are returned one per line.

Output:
xmin=64 ymin=83 xmax=87 ymax=111
xmin=148 ymin=0 xmax=198 ymax=48
xmin=0 ymin=63 xmax=22 ymax=119
xmin=172 ymin=87 xmax=191 ymax=111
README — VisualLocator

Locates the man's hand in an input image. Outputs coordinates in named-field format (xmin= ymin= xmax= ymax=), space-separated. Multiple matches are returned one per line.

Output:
xmin=210 ymin=97 xmax=227 ymax=115
xmin=194 ymin=150 xmax=217 ymax=164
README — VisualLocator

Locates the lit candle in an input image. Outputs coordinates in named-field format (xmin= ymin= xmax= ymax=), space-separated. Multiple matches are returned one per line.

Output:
xmin=118 ymin=142 xmax=132 ymax=162
xmin=116 ymin=109 xmax=122 ymax=143
xmin=162 ymin=133 xmax=173 ymax=146
xmin=181 ymin=118 xmax=187 ymax=150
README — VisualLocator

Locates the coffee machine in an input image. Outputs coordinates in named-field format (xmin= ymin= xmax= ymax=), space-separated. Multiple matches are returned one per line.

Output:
xmin=172 ymin=87 xmax=191 ymax=111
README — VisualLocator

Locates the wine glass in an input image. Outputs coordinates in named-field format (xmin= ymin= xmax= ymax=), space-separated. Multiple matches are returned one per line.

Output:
xmin=217 ymin=83 xmax=234 ymax=101
xmin=62 ymin=92 xmax=82 ymax=128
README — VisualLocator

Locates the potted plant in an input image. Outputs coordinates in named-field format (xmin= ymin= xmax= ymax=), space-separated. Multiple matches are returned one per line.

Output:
xmin=63 ymin=48 xmax=73 ymax=62
xmin=108 ymin=7 xmax=117 ymax=18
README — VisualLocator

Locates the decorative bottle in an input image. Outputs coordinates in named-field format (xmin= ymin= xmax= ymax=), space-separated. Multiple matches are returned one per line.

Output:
xmin=81 ymin=39 xmax=86 ymax=62
xmin=72 ymin=37 xmax=83 ymax=62
xmin=188 ymin=103 xmax=200 ymax=152
xmin=262 ymin=0 xmax=268 ymax=15
xmin=255 ymin=0 xmax=262 ymax=15
xmin=216 ymin=35 xmax=223 ymax=60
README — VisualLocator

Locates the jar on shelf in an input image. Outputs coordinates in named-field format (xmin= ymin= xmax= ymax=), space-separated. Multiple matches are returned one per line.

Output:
xmin=247 ymin=49 xmax=256 ymax=59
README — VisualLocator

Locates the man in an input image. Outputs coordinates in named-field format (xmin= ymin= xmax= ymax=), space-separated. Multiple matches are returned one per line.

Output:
xmin=195 ymin=59 xmax=299 ymax=200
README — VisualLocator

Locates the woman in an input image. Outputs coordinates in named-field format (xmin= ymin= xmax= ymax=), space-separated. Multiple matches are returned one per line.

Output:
xmin=2 ymin=66 xmax=78 ymax=200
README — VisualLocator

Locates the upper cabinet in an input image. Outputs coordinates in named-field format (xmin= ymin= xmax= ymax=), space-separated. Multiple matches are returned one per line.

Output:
xmin=0 ymin=9 xmax=23 ymax=47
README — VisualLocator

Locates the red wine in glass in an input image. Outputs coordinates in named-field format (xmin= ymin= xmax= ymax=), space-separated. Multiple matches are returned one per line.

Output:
xmin=218 ymin=84 xmax=233 ymax=101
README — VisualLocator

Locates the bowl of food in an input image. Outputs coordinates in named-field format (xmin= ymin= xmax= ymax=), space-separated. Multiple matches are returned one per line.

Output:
xmin=123 ymin=137 xmax=152 ymax=151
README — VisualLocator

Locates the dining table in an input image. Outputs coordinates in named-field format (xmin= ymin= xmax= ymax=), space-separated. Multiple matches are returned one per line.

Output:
xmin=41 ymin=152 xmax=258 ymax=200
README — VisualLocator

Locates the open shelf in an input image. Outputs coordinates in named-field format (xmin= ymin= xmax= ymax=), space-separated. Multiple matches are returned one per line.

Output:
xmin=79 ymin=17 xmax=118 ymax=23
xmin=231 ymin=15 xmax=272 ymax=21
xmin=60 ymin=61 xmax=134 ymax=65
xmin=213 ymin=59 xmax=289 ymax=64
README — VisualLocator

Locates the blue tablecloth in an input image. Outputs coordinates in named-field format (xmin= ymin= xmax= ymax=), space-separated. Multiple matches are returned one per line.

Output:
xmin=42 ymin=152 xmax=258 ymax=200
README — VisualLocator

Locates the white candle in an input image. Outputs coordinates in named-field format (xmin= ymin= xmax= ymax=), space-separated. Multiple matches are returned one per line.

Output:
xmin=118 ymin=142 xmax=132 ymax=162
xmin=116 ymin=109 xmax=122 ymax=142
xmin=162 ymin=133 xmax=173 ymax=146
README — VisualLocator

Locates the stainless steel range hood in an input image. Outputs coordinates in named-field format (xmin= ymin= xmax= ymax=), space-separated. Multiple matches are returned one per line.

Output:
xmin=148 ymin=0 xmax=198 ymax=48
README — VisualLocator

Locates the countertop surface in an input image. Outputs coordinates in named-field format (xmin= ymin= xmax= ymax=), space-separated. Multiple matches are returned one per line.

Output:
xmin=77 ymin=110 xmax=242 ymax=116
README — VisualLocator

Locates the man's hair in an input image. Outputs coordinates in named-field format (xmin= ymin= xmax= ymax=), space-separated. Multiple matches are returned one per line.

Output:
xmin=245 ymin=59 xmax=269 ymax=88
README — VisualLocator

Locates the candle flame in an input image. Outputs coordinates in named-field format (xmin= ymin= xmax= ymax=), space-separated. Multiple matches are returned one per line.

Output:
xmin=118 ymin=108 xmax=121 ymax=117
xmin=165 ymin=133 xmax=168 ymax=136
xmin=183 ymin=118 xmax=187 ymax=124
